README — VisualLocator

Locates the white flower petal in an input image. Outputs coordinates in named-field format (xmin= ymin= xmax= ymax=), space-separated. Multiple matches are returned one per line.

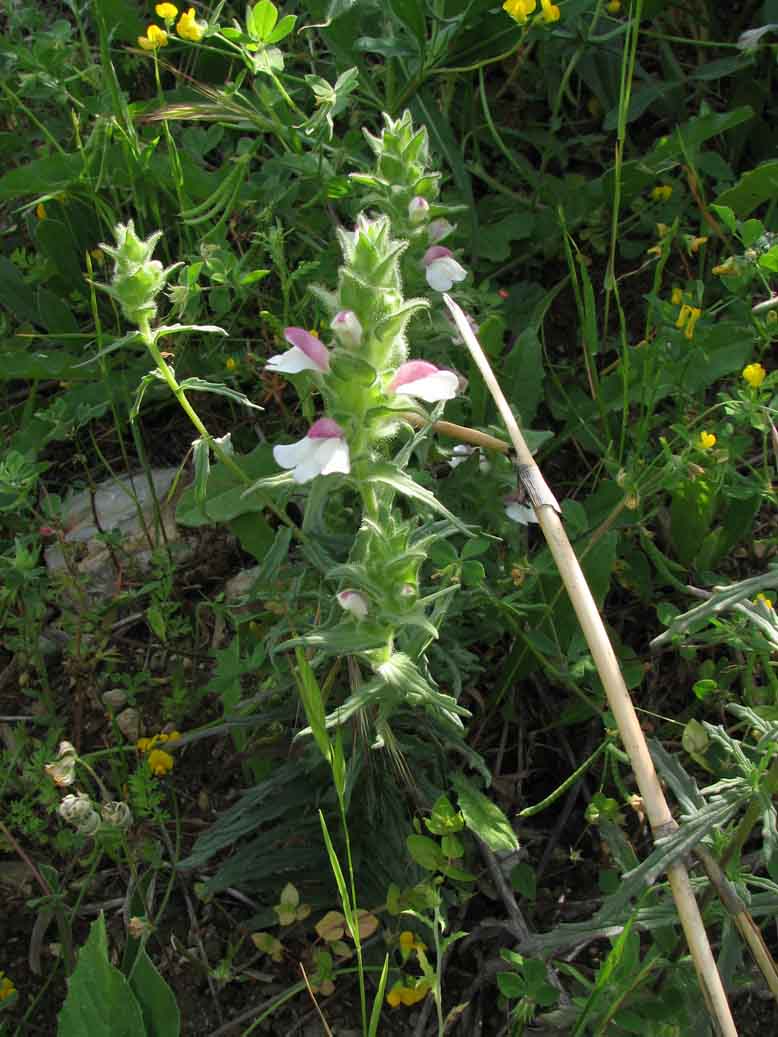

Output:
xmin=273 ymin=438 xmax=312 ymax=470
xmin=266 ymin=346 xmax=321 ymax=374
xmin=316 ymin=438 xmax=351 ymax=477
xmin=425 ymin=257 xmax=467 ymax=292
xmin=505 ymin=501 xmax=538 ymax=525
xmin=395 ymin=370 xmax=459 ymax=402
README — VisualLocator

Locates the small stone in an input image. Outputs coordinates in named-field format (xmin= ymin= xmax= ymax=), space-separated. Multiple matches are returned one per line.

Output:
xmin=102 ymin=688 xmax=127 ymax=710
xmin=116 ymin=707 xmax=140 ymax=742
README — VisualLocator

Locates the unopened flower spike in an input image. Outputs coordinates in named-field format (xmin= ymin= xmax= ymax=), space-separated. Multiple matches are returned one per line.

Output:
xmin=266 ymin=327 xmax=331 ymax=374
xmin=388 ymin=360 xmax=459 ymax=403
xmin=273 ymin=418 xmax=351 ymax=484
xmin=422 ymin=246 xmax=467 ymax=292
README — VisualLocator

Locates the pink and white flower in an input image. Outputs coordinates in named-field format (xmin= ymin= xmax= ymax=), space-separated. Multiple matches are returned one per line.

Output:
xmin=422 ymin=246 xmax=467 ymax=292
xmin=273 ymin=418 xmax=350 ymax=484
xmin=330 ymin=309 xmax=363 ymax=349
xmin=388 ymin=360 xmax=459 ymax=403
xmin=266 ymin=327 xmax=330 ymax=375
xmin=336 ymin=589 xmax=369 ymax=620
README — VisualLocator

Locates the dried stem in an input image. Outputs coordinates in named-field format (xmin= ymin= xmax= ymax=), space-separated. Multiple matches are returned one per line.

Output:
xmin=443 ymin=293 xmax=738 ymax=1037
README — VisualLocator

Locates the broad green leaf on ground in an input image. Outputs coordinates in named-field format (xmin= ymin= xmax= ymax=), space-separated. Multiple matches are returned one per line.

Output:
xmin=127 ymin=946 xmax=180 ymax=1037
xmin=57 ymin=915 xmax=145 ymax=1037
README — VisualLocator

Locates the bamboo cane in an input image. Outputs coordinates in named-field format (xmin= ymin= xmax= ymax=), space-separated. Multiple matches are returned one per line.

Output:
xmin=443 ymin=293 xmax=738 ymax=1037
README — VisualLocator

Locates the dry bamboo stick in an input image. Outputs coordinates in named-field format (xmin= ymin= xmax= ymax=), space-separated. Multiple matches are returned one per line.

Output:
xmin=443 ymin=293 xmax=738 ymax=1037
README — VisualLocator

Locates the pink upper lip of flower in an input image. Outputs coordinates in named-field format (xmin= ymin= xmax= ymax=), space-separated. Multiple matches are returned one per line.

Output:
xmin=283 ymin=327 xmax=330 ymax=371
xmin=389 ymin=360 xmax=441 ymax=390
xmin=423 ymin=245 xmax=453 ymax=265
xmin=307 ymin=417 xmax=345 ymax=439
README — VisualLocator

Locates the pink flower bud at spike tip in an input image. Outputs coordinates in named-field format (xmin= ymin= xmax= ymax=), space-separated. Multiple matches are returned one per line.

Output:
xmin=330 ymin=310 xmax=363 ymax=349
xmin=266 ymin=327 xmax=330 ymax=374
xmin=388 ymin=361 xmax=459 ymax=403
xmin=422 ymin=246 xmax=467 ymax=292
xmin=337 ymin=589 xmax=369 ymax=620
xmin=273 ymin=419 xmax=350 ymax=484
xmin=408 ymin=196 xmax=430 ymax=224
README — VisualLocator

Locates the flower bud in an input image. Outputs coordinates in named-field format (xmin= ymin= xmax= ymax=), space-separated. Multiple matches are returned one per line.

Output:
xmin=100 ymin=801 xmax=133 ymax=830
xmin=99 ymin=221 xmax=179 ymax=326
xmin=337 ymin=589 xmax=369 ymax=620
xmin=330 ymin=310 xmax=363 ymax=349
xmin=427 ymin=219 xmax=454 ymax=244
xmin=45 ymin=741 xmax=77 ymax=787
xmin=59 ymin=792 xmax=101 ymax=835
xmin=408 ymin=196 xmax=430 ymax=224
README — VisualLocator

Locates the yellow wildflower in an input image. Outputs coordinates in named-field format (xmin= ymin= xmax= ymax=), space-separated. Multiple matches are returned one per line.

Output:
xmin=540 ymin=0 xmax=561 ymax=21
xmin=743 ymin=362 xmax=767 ymax=388
xmin=177 ymin=7 xmax=206 ymax=41
xmin=671 ymin=287 xmax=683 ymax=304
xmin=0 ymin=973 xmax=15 ymax=1001
xmin=656 ymin=222 xmax=669 ymax=238
xmin=147 ymin=748 xmax=174 ymax=776
xmin=607 ymin=0 xmax=621 ymax=10
xmin=386 ymin=979 xmax=431 ymax=1008
xmin=155 ymin=2 xmax=178 ymax=23
xmin=226 ymin=356 xmax=237 ymax=371
xmin=675 ymin=303 xmax=702 ymax=339
xmin=503 ymin=0 xmax=536 ymax=22
xmin=688 ymin=235 xmax=708 ymax=254
xmin=712 ymin=259 xmax=736 ymax=276
xmin=698 ymin=431 xmax=716 ymax=450
xmin=399 ymin=931 xmax=427 ymax=958
xmin=138 ymin=24 xmax=168 ymax=49
xmin=755 ymin=592 xmax=774 ymax=609
xmin=650 ymin=185 xmax=672 ymax=202
xmin=36 ymin=203 xmax=46 ymax=220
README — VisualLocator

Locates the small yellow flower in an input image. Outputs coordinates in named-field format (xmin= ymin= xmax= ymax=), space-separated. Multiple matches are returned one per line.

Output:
xmin=712 ymin=259 xmax=736 ymax=276
xmin=155 ymin=2 xmax=178 ymax=23
xmin=656 ymin=222 xmax=670 ymax=238
xmin=688 ymin=235 xmax=708 ymax=254
xmin=36 ymin=202 xmax=46 ymax=220
xmin=607 ymin=0 xmax=621 ymax=10
xmin=226 ymin=356 xmax=237 ymax=371
xmin=755 ymin=592 xmax=774 ymax=609
xmin=147 ymin=748 xmax=174 ymax=776
xmin=650 ymin=185 xmax=673 ymax=202
xmin=503 ymin=0 xmax=536 ymax=22
xmin=399 ymin=931 xmax=427 ymax=958
xmin=540 ymin=0 xmax=561 ymax=22
xmin=671 ymin=287 xmax=683 ymax=304
xmin=138 ymin=24 xmax=168 ymax=49
xmin=698 ymin=431 xmax=716 ymax=450
xmin=0 ymin=973 xmax=15 ymax=1002
xmin=743 ymin=362 xmax=767 ymax=388
xmin=176 ymin=7 xmax=206 ymax=41
xmin=675 ymin=303 xmax=702 ymax=339
xmin=386 ymin=979 xmax=431 ymax=1008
